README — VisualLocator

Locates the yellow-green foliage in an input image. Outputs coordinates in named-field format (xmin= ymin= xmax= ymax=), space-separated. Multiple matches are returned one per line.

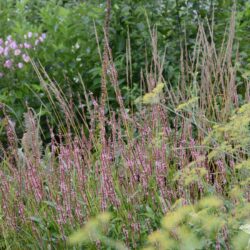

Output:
xmin=68 ymin=212 xmax=111 ymax=245
xmin=144 ymin=196 xmax=250 ymax=250
xmin=175 ymin=97 xmax=199 ymax=111
xmin=205 ymin=103 xmax=250 ymax=158
xmin=135 ymin=82 xmax=165 ymax=105
xmin=68 ymin=213 xmax=127 ymax=250
xmin=204 ymin=103 xmax=250 ymax=188
xmin=174 ymin=165 xmax=207 ymax=186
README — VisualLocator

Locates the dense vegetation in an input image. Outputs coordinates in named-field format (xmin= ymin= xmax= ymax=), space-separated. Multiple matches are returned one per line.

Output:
xmin=0 ymin=0 xmax=250 ymax=249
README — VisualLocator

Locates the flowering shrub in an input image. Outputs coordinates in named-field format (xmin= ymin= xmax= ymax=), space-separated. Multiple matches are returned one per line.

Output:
xmin=0 ymin=32 xmax=46 ymax=78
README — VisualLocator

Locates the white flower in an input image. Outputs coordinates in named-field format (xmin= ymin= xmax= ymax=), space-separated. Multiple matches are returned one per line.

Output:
xmin=17 ymin=62 xmax=24 ymax=69
xmin=22 ymin=54 xmax=30 ymax=63
xmin=14 ymin=49 xmax=21 ymax=56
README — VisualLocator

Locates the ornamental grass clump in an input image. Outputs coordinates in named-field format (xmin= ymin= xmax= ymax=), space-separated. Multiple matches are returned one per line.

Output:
xmin=0 ymin=8 xmax=249 ymax=250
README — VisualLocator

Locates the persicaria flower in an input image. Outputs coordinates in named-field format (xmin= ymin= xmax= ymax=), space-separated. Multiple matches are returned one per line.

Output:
xmin=0 ymin=72 xmax=4 ymax=78
xmin=22 ymin=54 xmax=30 ymax=63
xmin=4 ymin=60 xmax=12 ymax=69
xmin=28 ymin=32 xmax=32 ymax=38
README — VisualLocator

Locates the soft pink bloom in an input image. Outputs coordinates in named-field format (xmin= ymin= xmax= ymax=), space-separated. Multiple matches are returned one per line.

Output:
xmin=0 ymin=72 xmax=4 ymax=78
xmin=4 ymin=59 xmax=12 ymax=69
xmin=19 ymin=44 xmax=24 ymax=49
xmin=39 ymin=36 xmax=44 ymax=42
xmin=22 ymin=54 xmax=30 ymax=63
xmin=17 ymin=62 xmax=24 ymax=69
xmin=0 ymin=46 xmax=4 ymax=55
xmin=39 ymin=33 xmax=47 ymax=42
xmin=0 ymin=39 xmax=3 ymax=45
xmin=28 ymin=32 xmax=32 ymax=38
xmin=4 ymin=47 xmax=9 ymax=56
xmin=35 ymin=39 xmax=40 ymax=46
xmin=7 ymin=35 xmax=12 ymax=41
xmin=24 ymin=42 xmax=31 ymax=49
xmin=10 ymin=41 xmax=18 ymax=49
xmin=14 ymin=49 xmax=21 ymax=56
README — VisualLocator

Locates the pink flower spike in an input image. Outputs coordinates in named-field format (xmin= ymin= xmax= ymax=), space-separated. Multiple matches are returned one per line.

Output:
xmin=28 ymin=32 xmax=33 ymax=38
xmin=35 ymin=39 xmax=40 ymax=46
xmin=4 ymin=59 xmax=12 ymax=69
xmin=0 ymin=39 xmax=3 ymax=45
xmin=17 ymin=62 xmax=24 ymax=69
xmin=0 ymin=46 xmax=4 ymax=55
xmin=0 ymin=72 xmax=4 ymax=78
xmin=7 ymin=35 xmax=12 ymax=41
xmin=22 ymin=54 xmax=30 ymax=63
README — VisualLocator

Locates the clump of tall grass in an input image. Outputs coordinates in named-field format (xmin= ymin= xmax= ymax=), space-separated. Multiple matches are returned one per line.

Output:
xmin=0 ymin=9 xmax=249 ymax=250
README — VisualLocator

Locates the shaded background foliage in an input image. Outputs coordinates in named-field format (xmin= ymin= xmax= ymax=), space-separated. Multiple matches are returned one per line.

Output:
xmin=0 ymin=0 xmax=249 ymax=138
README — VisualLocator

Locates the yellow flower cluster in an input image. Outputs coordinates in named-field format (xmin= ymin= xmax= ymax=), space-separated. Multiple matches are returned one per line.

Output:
xmin=135 ymin=82 xmax=165 ymax=105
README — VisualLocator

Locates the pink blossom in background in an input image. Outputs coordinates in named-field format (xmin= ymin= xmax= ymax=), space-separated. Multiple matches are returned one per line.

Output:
xmin=0 ymin=32 xmax=46 ymax=77
xmin=17 ymin=62 xmax=24 ymax=69
xmin=14 ymin=49 xmax=21 ymax=56
xmin=4 ymin=60 xmax=12 ymax=69
xmin=22 ymin=54 xmax=30 ymax=63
